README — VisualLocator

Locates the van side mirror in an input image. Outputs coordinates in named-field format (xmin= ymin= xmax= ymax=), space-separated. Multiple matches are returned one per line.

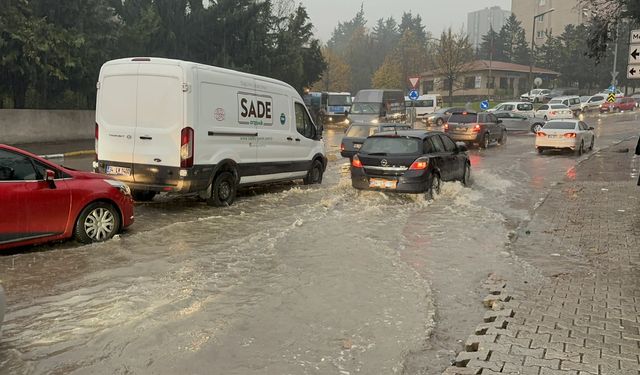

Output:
xmin=497 ymin=119 xmax=503 ymax=124
xmin=589 ymin=126 xmax=594 ymax=130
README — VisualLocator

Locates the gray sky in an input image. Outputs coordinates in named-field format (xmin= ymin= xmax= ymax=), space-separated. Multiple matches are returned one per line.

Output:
xmin=298 ymin=0 xmax=512 ymax=42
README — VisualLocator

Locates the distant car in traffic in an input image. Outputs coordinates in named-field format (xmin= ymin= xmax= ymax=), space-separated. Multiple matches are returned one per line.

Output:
xmin=520 ymin=89 xmax=551 ymax=103
xmin=599 ymin=97 xmax=637 ymax=113
xmin=581 ymin=94 xmax=607 ymax=112
xmin=597 ymin=88 xmax=624 ymax=98
xmin=340 ymin=123 xmax=412 ymax=159
xmin=534 ymin=104 xmax=574 ymax=120
xmin=426 ymin=107 xmax=467 ymax=126
xmin=548 ymin=96 xmax=582 ymax=116
xmin=444 ymin=111 xmax=507 ymax=148
xmin=493 ymin=111 xmax=547 ymax=133
xmin=350 ymin=131 xmax=471 ymax=199
xmin=548 ymin=87 xmax=579 ymax=98
xmin=487 ymin=102 xmax=535 ymax=118
xmin=0 ymin=144 xmax=135 ymax=250
xmin=535 ymin=120 xmax=595 ymax=156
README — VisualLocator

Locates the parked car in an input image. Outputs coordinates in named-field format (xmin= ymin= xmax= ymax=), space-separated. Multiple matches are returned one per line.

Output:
xmin=599 ymin=97 xmax=637 ymax=113
xmin=493 ymin=111 xmax=547 ymax=133
xmin=487 ymin=102 xmax=535 ymax=118
xmin=520 ymin=89 xmax=551 ymax=103
xmin=0 ymin=144 xmax=135 ymax=250
xmin=535 ymin=120 xmax=595 ymax=156
xmin=580 ymin=94 xmax=607 ymax=112
xmin=426 ymin=107 xmax=467 ymax=126
xmin=534 ymin=104 xmax=574 ymax=120
xmin=548 ymin=96 xmax=582 ymax=115
xmin=444 ymin=111 xmax=507 ymax=148
xmin=548 ymin=87 xmax=580 ymax=98
xmin=350 ymin=131 xmax=471 ymax=199
xmin=340 ymin=123 xmax=412 ymax=159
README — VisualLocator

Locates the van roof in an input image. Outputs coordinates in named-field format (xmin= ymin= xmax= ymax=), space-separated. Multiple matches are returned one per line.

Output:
xmin=102 ymin=57 xmax=296 ymax=93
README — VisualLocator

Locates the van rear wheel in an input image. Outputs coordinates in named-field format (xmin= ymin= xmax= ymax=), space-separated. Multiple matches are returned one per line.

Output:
xmin=303 ymin=159 xmax=324 ymax=185
xmin=207 ymin=171 xmax=237 ymax=207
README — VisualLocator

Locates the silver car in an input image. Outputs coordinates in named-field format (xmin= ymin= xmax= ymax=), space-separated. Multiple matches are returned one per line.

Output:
xmin=493 ymin=111 xmax=546 ymax=133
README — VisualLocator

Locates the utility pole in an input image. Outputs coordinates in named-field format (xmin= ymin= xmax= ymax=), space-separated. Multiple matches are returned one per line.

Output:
xmin=529 ymin=8 xmax=555 ymax=93
xmin=611 ymin=23 xmax=619 ymax=87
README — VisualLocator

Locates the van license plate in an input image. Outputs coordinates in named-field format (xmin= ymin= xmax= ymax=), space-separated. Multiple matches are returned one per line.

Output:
xmin=106 ymin=166 xmax=131 ymax=176
xmin=369 ymin=178 xmax=397 ymax=189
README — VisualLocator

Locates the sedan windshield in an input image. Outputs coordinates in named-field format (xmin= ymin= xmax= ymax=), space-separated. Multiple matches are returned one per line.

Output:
xmin=351 ymin=102 xmax=382 ymax=114
xmin=543 ymin=122 xmax=576 ymax=130
xmin=360 ymin=137 xmax=420 ymax=154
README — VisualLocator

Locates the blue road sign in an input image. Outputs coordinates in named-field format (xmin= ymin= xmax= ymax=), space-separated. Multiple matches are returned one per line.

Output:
xmin=608 ymin=85 xmax=616 ymax=93
xmin=480 ymin=100 xmax=489 ymax=110
xmin=408 ymin=89 xmax=419 ymax=101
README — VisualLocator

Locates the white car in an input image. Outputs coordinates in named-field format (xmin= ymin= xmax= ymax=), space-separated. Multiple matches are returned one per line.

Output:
xmin=534 ymin=104 xmax=574 ymax=120
xmin=520 ymin=89 xmax=551 ymax=103
xmin=535 ymin=119 xmax=595 ymax=156
xmin=487 ymin=102 xmax=535 ymax=118
xmin=581 ymin=94 xmax=607 ymax=112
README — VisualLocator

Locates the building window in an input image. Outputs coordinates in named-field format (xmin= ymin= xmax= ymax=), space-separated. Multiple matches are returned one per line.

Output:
xmin=537 ymin=31 xmax=544 ymax=38
xmin=539 ymin=0 xmax=546 ymax=5
xmin=499 ymin=77 xmax=508 ymax=89
xmin=509 ymin=78 xmax=515 ymax=89
xmin=464 ymin=77 xmax=475 ymax=89
xmin=424 ymin=80 xmax=434 ymax=92
xmin=486 ymin=77 xmax=495 ymax=89
xmin=537 ymin=14 xmax=544 ymax=22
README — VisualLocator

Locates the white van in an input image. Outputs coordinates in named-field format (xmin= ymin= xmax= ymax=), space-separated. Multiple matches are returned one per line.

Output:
xmin=404 ymin=94 xmax=443 ymax=122
xmin=487 ymin=101 xmax=535 ymax=118
xmin=94 ymin=57 xmax=326 ymax=206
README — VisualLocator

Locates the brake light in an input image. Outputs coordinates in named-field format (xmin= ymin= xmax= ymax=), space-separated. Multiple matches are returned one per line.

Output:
xmin=537 ymin=132 xmax=547 ymax=137
xmin=340 ymin=143 xmax=345 ymax=152
xmin=351 ymin=155 xmax=363 ymax=168
xmin=564 ymin=133 xmax=577 ymax=138
xmin=180 ymin=127 xmax=194 ymax=168
xmin=443 ymin=123 xmax=449 ymax=131
xmin=550 ymin=111 xmax=556 ymax=115
xmin=409 ymin=159 xmax=428 ymax=170
xmin=472 ymin=124 xmax=481 ymax=132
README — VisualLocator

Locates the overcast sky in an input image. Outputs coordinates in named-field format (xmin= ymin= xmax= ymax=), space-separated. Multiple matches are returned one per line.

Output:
xmin=298 ymin=0 xmax=512 ymax=42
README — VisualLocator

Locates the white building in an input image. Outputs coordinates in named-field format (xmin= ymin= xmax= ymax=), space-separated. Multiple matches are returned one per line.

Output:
xmin=467 ymin=6 xmax=512 ymax=50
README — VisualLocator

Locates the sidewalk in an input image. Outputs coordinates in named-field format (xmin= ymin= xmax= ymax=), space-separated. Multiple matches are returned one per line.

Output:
xmin=12 ymin=139 xmax=94 ymax=157
xmin=443 ymin=140 xmax=640 ymax=375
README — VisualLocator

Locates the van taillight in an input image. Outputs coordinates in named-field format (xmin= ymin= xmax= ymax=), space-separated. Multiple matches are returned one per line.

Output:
xmin=180 ymin=127 xmax=194 ymax=168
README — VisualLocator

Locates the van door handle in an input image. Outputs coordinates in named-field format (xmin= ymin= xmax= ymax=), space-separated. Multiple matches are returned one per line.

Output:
xmin=295 ymin=138 xmax=301 ymax=142
xmin=139 ymin=136 xmax=152 ymax=140
xmin=286 ymin=137 xmax=293 ymax=141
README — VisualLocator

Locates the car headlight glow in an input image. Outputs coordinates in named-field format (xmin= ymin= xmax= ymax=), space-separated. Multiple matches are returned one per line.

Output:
xmin=371 ymin=119 xmax=379 ymax=124
xmin=104 ymin=179 xmax=132 ymax=196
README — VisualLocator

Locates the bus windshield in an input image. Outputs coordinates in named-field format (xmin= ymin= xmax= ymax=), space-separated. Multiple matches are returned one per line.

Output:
xmin=328 ymin=95 xmax=352 ymax=106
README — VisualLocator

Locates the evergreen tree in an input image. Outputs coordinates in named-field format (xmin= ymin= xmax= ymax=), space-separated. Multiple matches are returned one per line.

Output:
xmin=478 ymin=27 xmax=506 ymax=62
xmin=498 ymin=15 xmax=530 ymax=65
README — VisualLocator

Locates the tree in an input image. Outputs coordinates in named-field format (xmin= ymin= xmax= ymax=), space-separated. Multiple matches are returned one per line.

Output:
xmin=371 ymin=17 xmax=400 ymax=70
xmin=579 ymin=0 xmax=640 ymax=61
xmin=435 ymin=28 xmax=473 ymax=105
xmin=498 ymin=15 xmax=530 ymax=65
xmin=398 ymin=12 xmax=427 ymax=46
xmin=371 ymin=55 xmax=402 ymax=89
xmin=478 ymin=27 xmax=506 ymax=62
xmin=312 ymin=47 xmax=351 ymax=92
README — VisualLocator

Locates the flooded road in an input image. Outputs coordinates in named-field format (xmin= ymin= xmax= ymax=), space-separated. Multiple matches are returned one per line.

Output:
xmin=1 ymin=112 xmax=639 ymax=374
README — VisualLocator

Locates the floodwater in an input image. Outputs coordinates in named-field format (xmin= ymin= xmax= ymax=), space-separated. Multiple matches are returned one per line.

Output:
xmin=1 ymin=113 xmax=638 ymax=374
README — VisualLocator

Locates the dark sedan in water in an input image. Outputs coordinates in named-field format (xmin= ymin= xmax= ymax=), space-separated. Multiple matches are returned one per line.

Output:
xmin=350 ymin=131 xmax=471 ymax=199
xmin=340 ymin=123 xmax=412 ymax=159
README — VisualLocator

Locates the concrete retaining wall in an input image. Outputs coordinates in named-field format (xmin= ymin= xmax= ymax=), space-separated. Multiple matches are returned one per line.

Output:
xmin=0 ymin=109 xmax=95 ymax=144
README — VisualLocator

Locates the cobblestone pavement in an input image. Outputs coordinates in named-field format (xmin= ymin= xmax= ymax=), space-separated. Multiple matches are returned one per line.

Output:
xmin=443 ymin=139 xmax=640 ymax=375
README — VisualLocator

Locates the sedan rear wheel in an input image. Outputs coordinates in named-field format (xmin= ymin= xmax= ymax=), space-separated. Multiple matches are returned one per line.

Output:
xmin=589 ymin=136 xmax=594 ymax=150
xmin=498 ymin=130 xmax=507 ymax=145
xmin=575 ymin=141 xmax=584 ymax=156
xmin=425 ymin=173 xmax=441 ymax=200
xmin=75 ymin=202 xmax=121 ymax=244
xmin=479 ymin=133 xmax=490 ymax=149
xmin=462 ymin=163 xmax=472 ymax=186
xmin=531 ymin=123 xmax=543 ymax=133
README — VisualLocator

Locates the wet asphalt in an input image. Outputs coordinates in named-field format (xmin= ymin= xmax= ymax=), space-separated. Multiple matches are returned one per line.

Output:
xmin=1 ymin=112 xmax=639 ymax=374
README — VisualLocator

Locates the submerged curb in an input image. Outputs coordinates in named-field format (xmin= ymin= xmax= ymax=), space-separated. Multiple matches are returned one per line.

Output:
xmin=40 ymin=149 xmax=94 ymax=159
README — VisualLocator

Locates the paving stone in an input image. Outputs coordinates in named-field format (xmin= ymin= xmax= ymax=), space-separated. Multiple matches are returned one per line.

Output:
xmin=510 ymin=346 xmax=544 ymax=358
xmin=543 ymin=349 xmax=581 ymax=362
xmin=524 ymin=357 xmax=560 ymax=370
xmin=501 ymin=363 xmax=541 ymax=374
xmin=559 ymin=360 xmax=598 ymax=373
xmin=539 ymin=368 xmax=578 ymax=375
xmin=441 ymin=366 xmax=481 ymax=375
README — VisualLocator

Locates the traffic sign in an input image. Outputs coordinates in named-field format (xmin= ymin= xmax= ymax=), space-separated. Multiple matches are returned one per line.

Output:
xmin=607 ymin=93 xmax=616 ymax=103
xmin=628 ymin=29 xmax=640 ymax=80
xmin=480 ymin=100 xmax=489 ymax=110
xmin=408 ymin=89 xmax=419 ymax=101
xmin=408 ymin=76 xmax=420 ymax=89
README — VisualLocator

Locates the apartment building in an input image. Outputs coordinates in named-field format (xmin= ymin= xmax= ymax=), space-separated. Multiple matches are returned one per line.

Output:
xmin=512 ymin=0 xmax=586 ymax=45
xmin=467 ymin=6 xmax=513 ymax=50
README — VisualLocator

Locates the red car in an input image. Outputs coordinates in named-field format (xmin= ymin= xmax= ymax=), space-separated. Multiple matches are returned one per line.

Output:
xmin=0 ymin=144 xmax=134 ymax=250
xmin=599 ymin=97 xmax=637 ymax=113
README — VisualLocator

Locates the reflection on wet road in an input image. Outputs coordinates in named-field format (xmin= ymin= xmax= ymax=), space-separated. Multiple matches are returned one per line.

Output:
xmin=1 ymin=113 xmax=638 ymax=374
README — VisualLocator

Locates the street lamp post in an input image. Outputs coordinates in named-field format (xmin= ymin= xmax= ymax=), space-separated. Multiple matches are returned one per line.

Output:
xmin=529 ymin=8 xmax=555 ymax=94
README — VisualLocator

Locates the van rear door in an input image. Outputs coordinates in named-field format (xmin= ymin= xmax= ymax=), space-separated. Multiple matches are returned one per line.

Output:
xmin=133 ymin=63 xmax=184 ymax=182
xmin=97 ymin=63 xmax=138 ymax=183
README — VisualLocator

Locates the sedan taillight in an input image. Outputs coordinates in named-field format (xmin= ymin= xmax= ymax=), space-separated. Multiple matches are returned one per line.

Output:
xmin=351 ymin=155 xmax=363 ymax=168
xmin=472 ymin=124 xmax=481 ymax=132
xmin=409 ymin=159 xmax=429 ymax=170
xmin=564 ymin=133 xmax=577 ymax=138
xmin=537 ymin=132 xmax=547 ymax=137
